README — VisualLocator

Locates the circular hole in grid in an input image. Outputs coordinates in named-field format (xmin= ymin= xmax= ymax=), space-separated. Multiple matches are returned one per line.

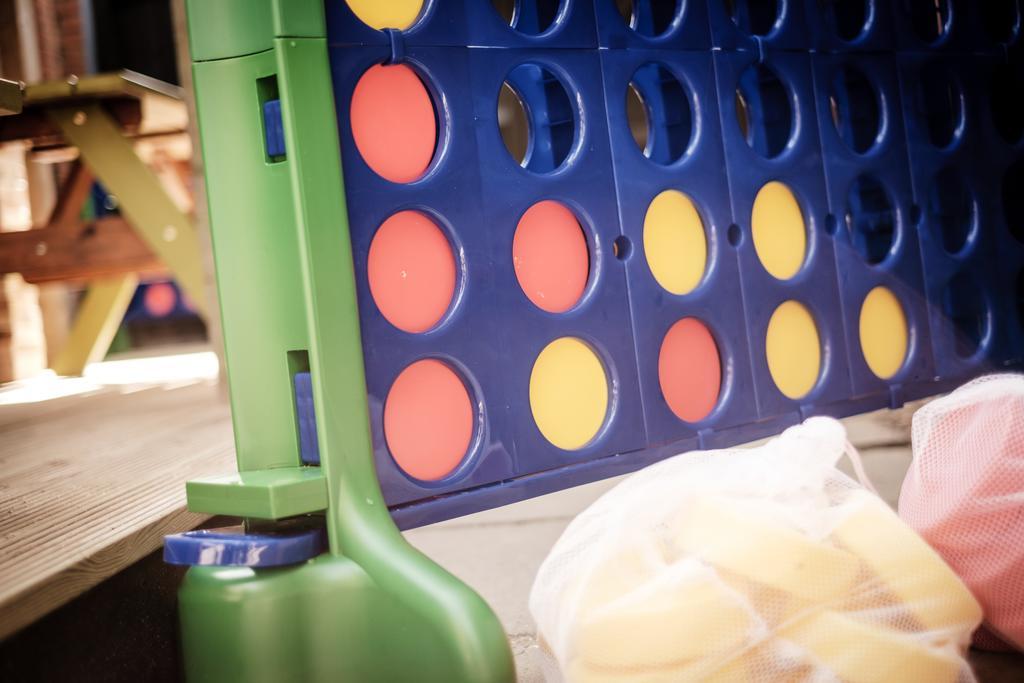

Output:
xmin=918 ymin=62 xmax=962 ymax=149
xmin=530 ymin=337 xmax=610 ymax=450
xmin=992 ymin=64 xmax=1024 ymax=144
xmin=927 ymin=167 xmax=977 ymax=256
xmin=644 ymin=189 xmax=708 ymax=295
xmin=513 ymin=200 xmax=590 ymax=313
xmin=492 ymin=0 xmax=565 ymax=35
xmin=980 ymin=0 xmax=1021 ymax=45
xmin=735 ymin=64 xmax=793 ymax=159
xmin=766 ymin=300 xmax=822 ymax=400
xmin=910 ymin=204 xmax=923 ymax=226
xmin=942 ymin=271 xmax=990 ymax=358
xmin=615 ymin=0 xmax=683 ymax=37
xmin=846 ymin=174 xmax=896 ymax=265
xmin=725 ymin=0 xmax=781 ymax=37
xmin=829 ymin=65 xmax=882 ymax=154
xmin=859 ymin=286 xmax=909 ymax=380
xmin=752 ymin=181 xmax=807 ymax=280
xmin=351 ymin=63 xmax=439 ymax=184
xmin=345 ymin=0 xmax=425 ymax=30
xmin=613 ymin=235 xmax=633 ymax=261
xmin=384 ymin=358 xmax=474 ymax=481
xmin=626 ymin=63 xmax=694 ymax=165
xmin=498 ymin=64 xmax=578 ymax=173
xmin=824 ymin=0 xmax=871 ymax=42
xmin=368 ymin=211 xmax=457 ymax=333
xmin=659 ymin=318 xmax=722 ymax=423
xmin=825 ymin=214 xmax=839 ymax=235
xmin=1005 ymin=159 xmax=1024 ymax=243
xmin=727 ymin=223 xmax=743 ymax=246
xmin=906 ymin=0 xmax=951 ymax=44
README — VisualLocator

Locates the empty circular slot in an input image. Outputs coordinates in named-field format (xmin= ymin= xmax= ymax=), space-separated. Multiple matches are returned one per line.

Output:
xmin=927 ymin=167 xmax=976 ymax=255
xmin=345 ymin=0 xmax=425 ymax=30
xmin=498 ymin=64 xmax=578 ymax=173
xmin=513 ymin=200 xmax=590 ymax=313
xmin=725 ymin=0 xmax=780 ymax=36
xmin=829 ymin=65 xmax=881 ymax=154
xmin=980 ymin=0 xmax=1020 ymax=44
xmin=906 ymin=0 xmax=951 ymax=44
xmin=626 ymin=63 xmax=694 ymax=165
xmin=643 ymin=190 xmax=707 ymax=295
xmin=846 ymin=174 xmax=896 ymax=265
xmin=658 ymin=318 xmax=722 ymax=422
xmin=615 ymin=0 xmax=682 ymax=37
xmin=735 ymin=64 xmax=793 ymax=159
xmin=942 ymin=271 xmax=990 ymax=358
xmin=752 ymin=181 xmax=807 ymax=281
xmin=824 ymin=0 xmax=870 ymax=42
xmin=626 ymin=83 xmax=650 ymax=153
xmin=1004 ymin=159 xmax=1024 ymax=243
xmin=859 ymin=286 xmax=909 ymax=380
xmin=498 ymin=83 xmax=530 ymax=164
xmin=491 ymin=0 xmax=564 ymax=35
xmin=351 ymin=63 xmax=438 ymax=183
xmin=991 ymin=64 xmax=1024 ymax=144
xmin=368 ymin=211 xmax=456 ymax=333
xmin=766 ymin=300 xmax=822 ymax=400
xmin=530 ymin=337 xmax=609 ymax=450
xmin=917 ymin=63 xmax=962 ymax=149
xmin=384 ymin=359 xmax=474 ymax=481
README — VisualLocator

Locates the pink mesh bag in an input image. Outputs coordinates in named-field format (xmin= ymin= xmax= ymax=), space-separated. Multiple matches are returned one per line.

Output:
xmin=899 ymin=374 xmax=1024 ymax=651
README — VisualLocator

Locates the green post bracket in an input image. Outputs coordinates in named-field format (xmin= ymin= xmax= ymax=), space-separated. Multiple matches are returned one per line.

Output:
xmin=186 ymin=467 xmax=327 ymax=519
xmin=180 ymin=1 xmax=515 ymax=681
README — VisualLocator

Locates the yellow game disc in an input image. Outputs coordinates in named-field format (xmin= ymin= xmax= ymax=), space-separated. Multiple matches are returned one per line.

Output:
xmin=751 ymin=181 xmax=807 ymax=281
xmin=859 ymin=286 xmax=909 ymax=380
xmin=530 ymin=338 xmax=609 ymax=450
xmin=345 ymin=0 xmax=424 ymax=30
xmin=766 ymin=300 xmax=821 ymax=399
xmin=643 ymin=190 xmax=707 ymax=295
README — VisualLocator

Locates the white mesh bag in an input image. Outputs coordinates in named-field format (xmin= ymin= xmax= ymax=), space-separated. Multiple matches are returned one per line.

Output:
xmin=530 ymin=417 xmax=981 ymax=682
xmin=899 ymin=374 xmax=1024 ymax=652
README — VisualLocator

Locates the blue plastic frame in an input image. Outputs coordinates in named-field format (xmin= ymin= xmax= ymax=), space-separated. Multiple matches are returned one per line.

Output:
xmin=286 ymin=0 xmax=1024 ymax=529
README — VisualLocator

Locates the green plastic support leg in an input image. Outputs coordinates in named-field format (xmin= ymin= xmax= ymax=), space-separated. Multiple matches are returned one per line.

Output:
xmin=180 ymin=2 xmax=515 ymax=681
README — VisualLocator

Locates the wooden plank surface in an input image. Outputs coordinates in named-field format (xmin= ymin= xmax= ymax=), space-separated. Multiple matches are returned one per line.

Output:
xmin=0 ymin=369 xmax=234 ymax=639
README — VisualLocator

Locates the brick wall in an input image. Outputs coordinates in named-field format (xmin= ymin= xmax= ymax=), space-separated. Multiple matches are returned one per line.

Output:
xmin=31 ymin=0 xmax=85 ymax=80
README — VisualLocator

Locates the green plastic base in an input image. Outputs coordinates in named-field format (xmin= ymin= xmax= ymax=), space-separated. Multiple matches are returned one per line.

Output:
xmin=180 ymin=555 xmax=516 ymax=682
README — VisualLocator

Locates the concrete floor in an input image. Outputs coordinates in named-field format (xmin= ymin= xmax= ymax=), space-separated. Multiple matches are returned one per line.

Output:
xmin=405 ymin=408 xmax=1024 ymax=682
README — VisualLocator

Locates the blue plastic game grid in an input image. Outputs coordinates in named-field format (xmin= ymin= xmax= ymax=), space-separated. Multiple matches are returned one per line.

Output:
xmin=288 ymin=0 xmax=1024 ymax=530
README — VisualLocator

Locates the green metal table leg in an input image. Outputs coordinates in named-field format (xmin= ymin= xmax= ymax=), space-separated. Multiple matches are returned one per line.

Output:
xmin=51 ymin=274 xmax=138 ymax=376
xmin=47 ymin=104 xmax=209 ymax=319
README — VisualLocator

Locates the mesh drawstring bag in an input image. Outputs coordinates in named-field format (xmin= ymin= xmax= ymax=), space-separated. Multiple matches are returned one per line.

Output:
xmin=530 ymin=417 xmax=981 ymax=682
xmin=899 ymin=374 xmax=1024 ymax=652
